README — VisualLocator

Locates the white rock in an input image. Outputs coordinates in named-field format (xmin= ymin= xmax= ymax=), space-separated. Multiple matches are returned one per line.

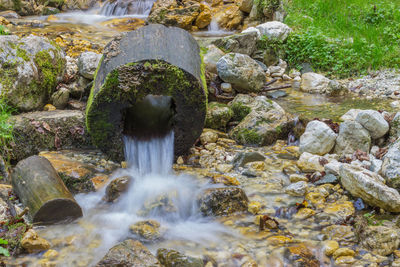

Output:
xmin=255 ymin=21 xmax=292 ymax=41
xmin=340 ymin=109 xmax=362 ymax=121
xmin=203 ymin=45 xmax=225 ymax=74
xmin=356 ymin=110 xmax=389 ymax=139
xmin=241 ymin=27 xmax=261 ymax=39
xmin=334 ymin=120 xmax=371 ymax=156
xmin=77 ymin=51 xmax=101 ymax=80
xmin=324 ymin=160 xmax=342 ymax=176
xmin=339 ymin=164 xmax=400 ymax=212
xmin=382 ymin=139 xmax=400 ymax=189
xmin=221 ymin=83 xmax=232 ymax=93
xmin=285 ymin=181 xmax=308 ymax=196
xmin=300 ymin=72 xmax=331 ymax=94
xmin=297 ymin=152 xmax=326 ymax=172
xmin=299 ymin=120 xmax=337 ymax=155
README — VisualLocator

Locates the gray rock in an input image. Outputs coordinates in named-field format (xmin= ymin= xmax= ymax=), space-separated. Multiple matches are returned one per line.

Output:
xmin=300 ymin=72 xmax=331 ymax=94
xmin=355 ymin=110 xmax=389 ymax=139
xmin=232 ymin=151 xmax=265 ymax=167
xmin=77 ymin=51 xmax=101 ymax=80
xmin=217 ymin=53 xmax=266 ymax=93
xmin=314 ymin=174 xmax=338 ymax=185
xmin=324 ymin=160 xmax=342 ymax=176
xmin=0 ymin=35 xmax=65 ymax=111
xmin=205 ymin=102 xmax=233 ymax=130
xmin=241 ymin=26 xmax=260 ymax=38
xmin=382 ymin=139 xmax=400 ymax=189
xmin=96 ymin=239 xmax=161 ymax=267
xmin=334 ymin=121 xmax=371 ymax=155
xmin=360 ymin=225 xmax=400 ymax=256
xmin=220 ymin=82 xmax=232 ymax=93
xmin=340 ymin=109 xmax=362 ymax=121
xmin=198 ymin=187 xmax=248 ymax=216
xmin=255 ymin=21 xmax=292 ymax=42
xmin=212 ymin=31 xmax=258 ymax=56
xmin=299 ymin=120 xmax=337 ymax=155
xmin=339 ymin=164 xmax=400 ymax=212
xmin=51 ymin=87 xmax=70 ymax=109
xmin=285 ymin=181 xmax=308 ymax=196
xmin=104 ymin=176 xmax=132 ymax=202
xmin=203 ymin=45 xmax=225 ymax=74
xmin=229 ymin=95 xmax=293 ymax=146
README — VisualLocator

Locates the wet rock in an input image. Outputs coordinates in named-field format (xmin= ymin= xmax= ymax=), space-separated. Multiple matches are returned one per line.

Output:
xmin=0 ymin=35 xmax=65 ymax=111
xmin=289 ymin=174 xmax=308 ymax=183
xmin=390 ymin=112 xmax=400 ymax=140
xmin=322 ymin=225 xmax=356 ymax=245
xmin=285 ymin=181 xmax=308 ymax=196
xmin=200 ymin=130 xmax=219 ymax=145
xmin=232 ymin=151 xmax=265 ymax=168
xmin=300 ymin=72 xmax=331 ymax=94
xmin=96 ymin=239 xmax=161 ymax=266
xmin=248 ymin=201 xmax=261 ymax=214
xmin=0 ymin=10 xmax=20 ymax=19
xmin=255 ymin=21 xmax=292 ymax=42
xmin=334 ymin=120 xmax=371 ymax=156
xmin=297 ymin=152 xmax=326 ymax=172
xmin=130 ymin=220 xmax=162 ymax=242
xmin=100 ymin=17 xmax=146 ymax=31
xmin=323 ymin=240 xmax=339 ymax=256
xmin=381 ymin=139 xmax=400 ymax=189
xmin=355 ymin=110 xmax=389 ymax=139
xmin=213 ymin=4 xmax=244 ymax=30
xmin=360 ymin=225 xmax=400 ymax=256
xmin=284 ymin=244 xmax=320 ymax=267
xmin=104 ymin=176 xmax=132 ymax=202
xmin=314 ymin=174 xmax=338 ymax=185
xmin=332 ymin=248 xmax=355 ymax=259
xmin=50 ymin=87 xmax=70 ymax=109
xmin=339 ymin=164 xmax=400 ymax=212
xmin=198 ymin=187 xmax=248 ymax=216
xmin=21 ymin=229 xmax=51 ymax=253
xmin=5 ymin=110 xmax=92 ymax=162
xmin=221 ymin=82 xmax=232 ymax=93
xmin=294 ymin=208 xmax=315 ymax=220
xmin=323 ymin=201 xmax=355 ymax=221
xmin=148 ymin=0 xmax=201 ymax=30
xmin=205 ymin=102 xmax=233 ymax=130
xmin=77 ymin=51 xmax=101 ymax=80
xmin=299 ymin=120 xmax=337 ymax=155
xmin=217 ymin=53 xmax=266 ymax=93
xmin=195 ymin=3 xmax=212 ymax=29
xmin=229 ymin=96 xmax=293 ymax=146
xmin=238 ymin=0 xmax=253 ymax=13
xmin=157 ymin=248 xmax=203 ymax=267
xmin=334 ymin=256 xmax=355 ymax=265
xmin=203 ymin=45 xmax=225 ymax=74
xmin=212 ymin=31 xmax=258 ymax=56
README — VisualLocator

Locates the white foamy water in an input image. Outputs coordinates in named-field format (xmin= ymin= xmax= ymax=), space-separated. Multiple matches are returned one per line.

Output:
xmin=100 ymin=0 xmax=156 ymax=16
xmin=34 ymin=131 xmax=231 ymax=266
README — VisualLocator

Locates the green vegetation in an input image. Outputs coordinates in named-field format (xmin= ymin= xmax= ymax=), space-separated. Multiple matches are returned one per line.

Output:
xmin=0 ymin=99 xmax=14 ymax=158
xmin=283 ymin=0 xmax=400 ymax=77
xmin=363 ymin=212 xmax=387 ymax=226
xmin=231 ymin=102 xmax=251 ymax=122
xmin=0 ymin=26 xmax=8 ymax=36
xmin=233 ymin=128 xmax=262 ymax=145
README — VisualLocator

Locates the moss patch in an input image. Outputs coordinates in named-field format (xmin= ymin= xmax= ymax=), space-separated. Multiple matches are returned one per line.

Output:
xmin=232 ymin=128 xmax=262 ymax=145
xmin=231 ymin=102 xmax=251 ymax=122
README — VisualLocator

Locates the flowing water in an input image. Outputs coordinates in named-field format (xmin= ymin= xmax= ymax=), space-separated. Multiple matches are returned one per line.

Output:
xmin=20 ymin=132 xmax=230 ymax=266
xmin=100 ymin=0 xmax=156 ymax=17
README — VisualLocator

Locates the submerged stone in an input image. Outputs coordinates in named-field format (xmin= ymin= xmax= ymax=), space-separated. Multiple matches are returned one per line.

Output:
xmin=104 ymin=175 xmax=132 ymax=202
xmin=130 ymin=220 xmax=162 ymax=242
xmin=198 ymin=187 xmax=248 ymax=216
xmin=156 ymin=248 xmax=204 ymax=267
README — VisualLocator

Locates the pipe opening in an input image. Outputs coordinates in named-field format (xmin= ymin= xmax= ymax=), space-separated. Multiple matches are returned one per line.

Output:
xmin=123 ymin=94 xmax=175 ymax=140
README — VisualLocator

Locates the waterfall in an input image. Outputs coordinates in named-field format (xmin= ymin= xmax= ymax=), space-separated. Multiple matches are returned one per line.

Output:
xmin=100 ymin=0 xmax=156 ymax=17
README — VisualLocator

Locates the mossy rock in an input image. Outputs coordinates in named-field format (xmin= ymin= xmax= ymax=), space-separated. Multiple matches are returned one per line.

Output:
xmin=205 ymin=102 xmax=233 ymax=130
xmin=86 ymin=24 xmax=207 ymax=161
xmin=0 ymin=35 xmax=65 ymax=111
xmin=156 ymin=248 xmax=204 ymax=267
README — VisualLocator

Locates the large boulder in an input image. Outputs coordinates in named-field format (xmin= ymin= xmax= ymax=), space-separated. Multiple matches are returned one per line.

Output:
xmin=96 ymin=239 xmax=161 ymax=266
xmin=4 ymin=110 xmax=91 ymax=162
xmin=229 ymin=95 xmax=293 ymax=146
xmin=355 ymin=110 xmax=389 ymax=139
xmin=255 ymin=21 xmax=292 ymax=42
xmin=299 ymin=120 xmax=337 ymax=155
xmin=238 ymin=0 xmax=253 ymax=13
xmin=389 ymin=112 xmax=400 ymax=141
xmin=381 ymin=139 xmax=400 ymax=189
xmin=217 ymin=53 xmax=266 ymax=93
xmin=339 ymin=164 xmax=400 ymax=212
xmin=198 ymin=187 xmax=248 ymax=216
xmin=86 ymin=25 xmax=207 ymax=162
xmin=213 ymin=4 xmax=244 ymax=30
xmin=212 ymin=31 xmax=258 ymax=56
xmin=0 ymin=35 xmax=65 ymax=111
xmin=203 ymin=45 xmax=225 ymax=74
xmin=334 ymin=120 xmax=371 ymax=156
xmin=77 ymin=51 xmax=102 ymax=80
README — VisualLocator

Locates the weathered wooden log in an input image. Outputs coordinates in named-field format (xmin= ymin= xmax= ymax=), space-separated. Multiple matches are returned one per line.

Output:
xmin=11 ymin=156 xmax=83 ymax=224
xmin=86 ymin=24 xmax=207 ymax=162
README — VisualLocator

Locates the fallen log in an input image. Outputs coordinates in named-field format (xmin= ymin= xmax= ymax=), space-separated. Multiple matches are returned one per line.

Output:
xmin=11 ymin=156 xmax=82 ymax=224
xmin=86 ymin=24 xmax=207 ymax=161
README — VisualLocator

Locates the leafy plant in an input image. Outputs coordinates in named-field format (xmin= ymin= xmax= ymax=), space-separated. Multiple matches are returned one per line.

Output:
xmin=0 ymin=26 xmax=9 ymax=36
xmin=363 ymin=212 xmax=386 ymax=226
xmin=0 ymin=239 xmax=9 ymax=257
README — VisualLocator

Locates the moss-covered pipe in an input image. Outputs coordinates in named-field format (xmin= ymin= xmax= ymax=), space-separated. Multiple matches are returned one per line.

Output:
xmin=86 ymin=24 xmax=207 ymax=161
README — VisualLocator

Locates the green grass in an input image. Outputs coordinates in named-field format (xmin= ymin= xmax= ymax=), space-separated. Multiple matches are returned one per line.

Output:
xmin=0 ymin=26 xmax=9 ymax=36
xmin=283 ymin=0 xmax=400 ymax=77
